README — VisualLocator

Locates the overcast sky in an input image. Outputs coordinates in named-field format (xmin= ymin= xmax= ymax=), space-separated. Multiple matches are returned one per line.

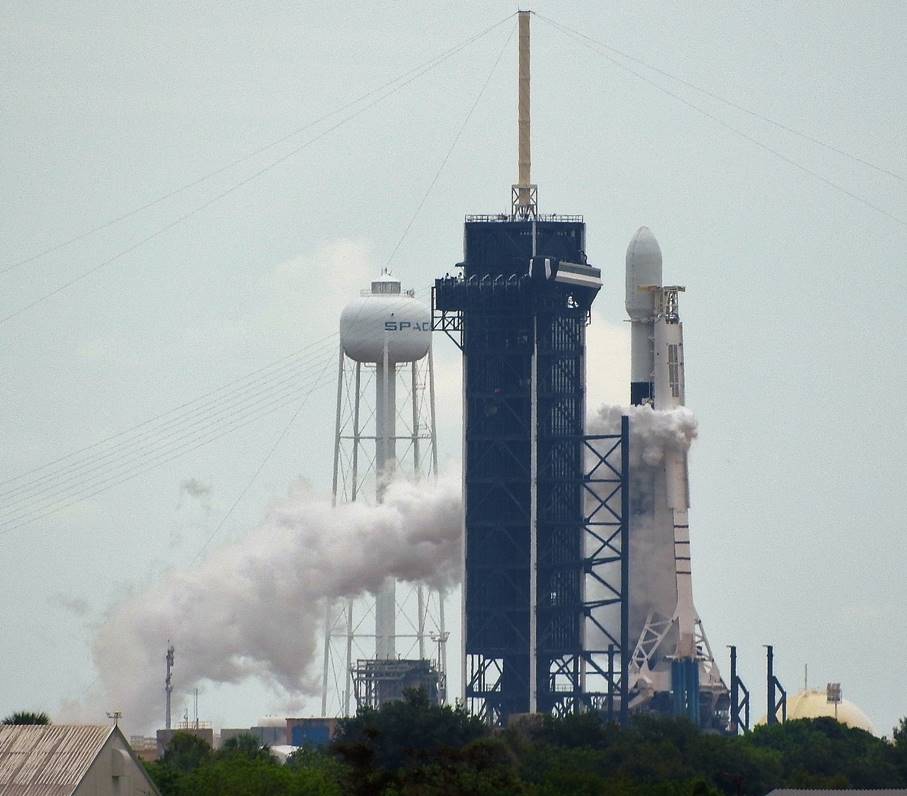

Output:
xmin=2 ymin=1 xmax=905 ymax=736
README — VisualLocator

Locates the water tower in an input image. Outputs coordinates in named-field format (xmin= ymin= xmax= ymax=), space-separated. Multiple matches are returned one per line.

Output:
xmin=320 ymin=269 xmax=447 ymax=716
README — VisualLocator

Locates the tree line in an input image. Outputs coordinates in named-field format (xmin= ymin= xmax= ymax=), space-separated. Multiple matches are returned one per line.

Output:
xmin=140 ymin=691 xmax=907 ymax=795
xmin=7 ymin=699 xmax=907 ymax=794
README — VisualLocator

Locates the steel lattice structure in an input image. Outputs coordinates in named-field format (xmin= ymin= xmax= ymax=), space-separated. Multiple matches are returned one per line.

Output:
xmin=434 ymin=216 xmax=628 ymax=725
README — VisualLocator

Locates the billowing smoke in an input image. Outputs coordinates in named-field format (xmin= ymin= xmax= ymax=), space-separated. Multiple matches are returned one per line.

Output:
xmin=588 ymin=403 xmax=698 ymax=469
xmin=586 ymin=404 xmax=698 ymax=655
xmin=91 ymin=475 xmax=462 ymax=731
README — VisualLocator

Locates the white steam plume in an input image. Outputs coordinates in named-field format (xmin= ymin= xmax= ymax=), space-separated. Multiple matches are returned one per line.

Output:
xmin=586 ymin=404 xmax=698 ymax=655
xmin=91 ymin=475 xmax=462 ymax=731
xmin=588 ymin=403 xmax=698 ymax=469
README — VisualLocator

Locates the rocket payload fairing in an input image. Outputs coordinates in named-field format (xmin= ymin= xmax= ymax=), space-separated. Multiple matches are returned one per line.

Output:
xmin=625 ymin=227 xmax=729 ymax=728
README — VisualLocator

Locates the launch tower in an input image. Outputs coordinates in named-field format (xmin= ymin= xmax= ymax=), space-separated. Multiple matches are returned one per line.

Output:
xmin=434 ymin=12 xmax=629 ymax=724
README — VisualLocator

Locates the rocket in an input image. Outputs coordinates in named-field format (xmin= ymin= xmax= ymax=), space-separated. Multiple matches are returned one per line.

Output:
xmin=625 ymin=227 xmax=726 ymax=724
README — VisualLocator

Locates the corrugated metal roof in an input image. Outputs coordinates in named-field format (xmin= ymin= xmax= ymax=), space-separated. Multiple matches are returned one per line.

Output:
xmin=0 ymin=725 xmax=112 ymax=796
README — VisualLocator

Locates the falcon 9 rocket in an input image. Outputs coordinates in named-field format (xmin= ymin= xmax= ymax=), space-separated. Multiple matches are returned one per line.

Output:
xmin=625 ymin=226 xmax=729 ymax=728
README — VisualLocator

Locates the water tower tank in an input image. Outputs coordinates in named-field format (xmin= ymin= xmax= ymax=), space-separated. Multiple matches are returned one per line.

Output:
xmin=340 ymin=270 xmax=431 ymax=363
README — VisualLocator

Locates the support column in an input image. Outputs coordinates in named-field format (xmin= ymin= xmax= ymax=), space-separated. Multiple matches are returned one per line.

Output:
xmin=375 ymin=341 xmax=396 ymax=659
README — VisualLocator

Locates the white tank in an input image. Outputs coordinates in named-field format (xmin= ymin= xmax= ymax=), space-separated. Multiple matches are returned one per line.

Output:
xmin=625 ymin=226 xmax=663 ymax=320
xmin=339 ymin=270 xmax=431 ymax=363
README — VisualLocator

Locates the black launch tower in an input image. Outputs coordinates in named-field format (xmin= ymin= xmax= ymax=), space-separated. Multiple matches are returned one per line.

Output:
xmin=432 ymin=12 xmax=629 ymax=726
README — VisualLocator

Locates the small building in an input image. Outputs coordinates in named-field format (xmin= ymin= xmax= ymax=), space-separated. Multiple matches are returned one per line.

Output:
xmin=129 ymin=735 xmax=159 ymax=763
xmin=220 ymin=716 xmax=286 ymax=748
xmin=285 ymin=718 xmax=338 ymax=748
xmin=0 ymin=723 xmax=160 ymax=796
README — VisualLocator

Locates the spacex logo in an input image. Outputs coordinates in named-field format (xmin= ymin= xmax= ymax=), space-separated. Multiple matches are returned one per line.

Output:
xmin=384 ymin=321 xmax=431 ymax=331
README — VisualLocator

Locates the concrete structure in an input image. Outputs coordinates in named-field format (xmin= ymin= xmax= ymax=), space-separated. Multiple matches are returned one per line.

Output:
xmin=0 ymin=724 xmax=160 ymax=796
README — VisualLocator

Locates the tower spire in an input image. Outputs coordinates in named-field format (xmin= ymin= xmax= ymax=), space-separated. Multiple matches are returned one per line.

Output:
xmin=512 ymin=11 xmax=537 ymax=218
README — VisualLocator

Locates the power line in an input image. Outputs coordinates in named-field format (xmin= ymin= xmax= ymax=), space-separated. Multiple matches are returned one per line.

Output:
xmin=534 ymin=13 xmax=904 ymax=184
xmin=0 ymin=330 xmax=339 ymax=488
xmin=0 ymin=348 xmax=338 ymax=508
xmin=0 ymin=290 xmax=429 ymax=533
xmin=0 ymin=365 xmax=334 ymax=529
xmin=191 ymin=352 xmax=336 ymax=562
xmin=1 ymin=13 xmax=517 ymax=277
xmin=0 ymin=343 xmax=338 ymax=499
xmin=0 ymin=290 xmax=425 ymax=500
xmin=386 ymin=22 xmax=515 ymax=267
xmin=0 ymin=20 xmax=512 ymax=328
xmin=0 ymin=369 xmax=336 ymax=535
xmin=537 ymin=15 xmax=907 ymax=230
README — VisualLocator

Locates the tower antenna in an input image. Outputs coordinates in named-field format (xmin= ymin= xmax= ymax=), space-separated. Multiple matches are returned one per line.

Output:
xmin=165 ymin=642 xmax=175 ymax=730
xmin=512 ymin=11 xmax=537 ymax=218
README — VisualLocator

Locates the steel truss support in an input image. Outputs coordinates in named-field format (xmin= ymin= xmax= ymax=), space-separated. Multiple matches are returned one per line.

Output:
xmin=571 ymin=417 xmax=630 ymax=724
xmin=728 ymin=645 xmax=750 ymax=734
xmin=321 ymin=346 xmax=445 ymax=717
xmin=765 ymin=644 xmax=787 ymax=725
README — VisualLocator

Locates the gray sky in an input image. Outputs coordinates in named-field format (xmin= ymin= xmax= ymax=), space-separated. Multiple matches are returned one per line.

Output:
xmin=2 ymin=1 xmax=905 ymax=736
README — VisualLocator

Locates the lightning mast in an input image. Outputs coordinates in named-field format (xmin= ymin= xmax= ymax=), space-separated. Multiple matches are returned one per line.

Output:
xmin=512 ymin=11 xmax=537 ymax=219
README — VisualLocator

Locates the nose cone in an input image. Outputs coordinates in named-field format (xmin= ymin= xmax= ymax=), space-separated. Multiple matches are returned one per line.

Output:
xmin=626 ymin=226 xmax=663 ymax=319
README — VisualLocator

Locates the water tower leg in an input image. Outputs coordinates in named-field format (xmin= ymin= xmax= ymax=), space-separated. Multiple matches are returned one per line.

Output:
xmin=375 ymin=342 xmax=396 ymax=659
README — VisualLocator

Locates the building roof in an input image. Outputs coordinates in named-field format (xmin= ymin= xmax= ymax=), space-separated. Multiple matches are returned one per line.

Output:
xmin=0 ymin=724 xmax=155 ymax=796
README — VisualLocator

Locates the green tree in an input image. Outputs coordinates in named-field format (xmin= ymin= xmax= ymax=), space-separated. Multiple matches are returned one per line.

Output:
xmin=749 ymin=717 xmax=902 ymax=788
xmin=160 ymin=731 xmax=212 ymax=774
xmin=332 ymin=689 xmax=489 ymax=795
xmin=178 ymin=755 xmax=341 ymax=796
xmin=2 ymin=711 xmax=49 ymax=725
xmin=389 ymin=737 xmax=526 ymax=796
xmin=218 ymin=732 xmax=272 ymax=762
xmin=890 ymin=717 xmax=907 ymax=782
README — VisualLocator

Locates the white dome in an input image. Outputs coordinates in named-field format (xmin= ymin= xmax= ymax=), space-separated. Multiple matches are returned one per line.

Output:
xmin=757 ymin=688 xmax=876 ymax=735
xmin=339 ymin=272 xmax=431 ymax=363
xmin=625 ymin=226 xmax=663 ymax=320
